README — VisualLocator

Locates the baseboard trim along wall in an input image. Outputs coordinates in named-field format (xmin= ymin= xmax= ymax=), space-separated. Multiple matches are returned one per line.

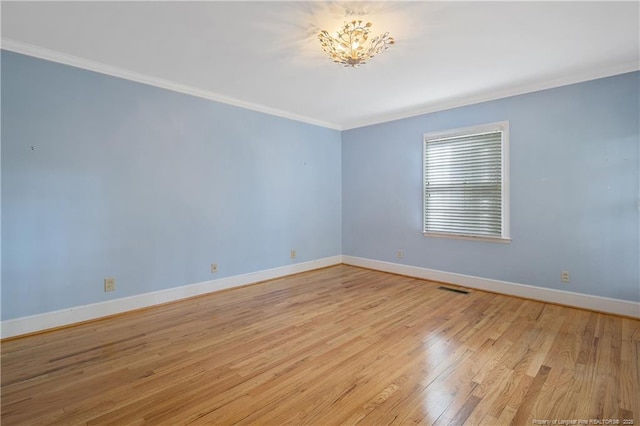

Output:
xmin=0 ymin=256 xmax=342 ymax=339
xmin=3 ymin=254 xmax=638 ymax=338
xmin=342 ymin=256 xmax=640 ymax=319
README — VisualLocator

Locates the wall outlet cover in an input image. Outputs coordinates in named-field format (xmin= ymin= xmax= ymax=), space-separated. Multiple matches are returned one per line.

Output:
xmin=104 ymin=278 xmax=115 ymax=292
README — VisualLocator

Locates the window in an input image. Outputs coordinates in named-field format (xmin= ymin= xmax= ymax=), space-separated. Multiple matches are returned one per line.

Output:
xmin=423 ymin=121 xmax=510 ymax=242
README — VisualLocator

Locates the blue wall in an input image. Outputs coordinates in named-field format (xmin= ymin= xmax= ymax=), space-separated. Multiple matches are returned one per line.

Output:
xmin=342 ymin=72 xmax=640 ymax=302
xmin=1 ymin=51 xmax=342 ymax=320
xmin=2 ymin=50 xmax=638 ymax=321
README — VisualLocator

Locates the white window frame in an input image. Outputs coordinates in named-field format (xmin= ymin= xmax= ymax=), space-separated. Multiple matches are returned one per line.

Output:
xmin=423 ymin=121 xmax=510 ymax=243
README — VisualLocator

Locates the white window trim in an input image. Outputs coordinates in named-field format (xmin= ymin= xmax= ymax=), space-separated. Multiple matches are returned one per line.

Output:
xmin=423 ymin=121 xmax=510 ymax=243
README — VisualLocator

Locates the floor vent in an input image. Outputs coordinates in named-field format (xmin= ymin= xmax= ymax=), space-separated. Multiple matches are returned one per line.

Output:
xmin=438 ymin=286 xmax=470 ymax=295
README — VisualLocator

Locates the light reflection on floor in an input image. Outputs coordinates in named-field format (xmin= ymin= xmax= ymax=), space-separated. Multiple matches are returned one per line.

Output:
xmin=420 ymin=332 xmax=458 ymax=424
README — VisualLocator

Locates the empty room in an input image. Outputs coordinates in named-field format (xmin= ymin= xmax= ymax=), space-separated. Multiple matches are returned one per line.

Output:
xmin=1 ymin=1 xmax=639 ymax=425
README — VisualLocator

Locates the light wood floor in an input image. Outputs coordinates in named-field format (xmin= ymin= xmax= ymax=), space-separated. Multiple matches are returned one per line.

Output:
xmin=2 ymin=265 xmax=639 ymax=425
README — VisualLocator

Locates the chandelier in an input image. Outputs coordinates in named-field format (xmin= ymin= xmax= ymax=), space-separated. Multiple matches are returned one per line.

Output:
xmin=318 ymin=20 xmax=394 ymax=68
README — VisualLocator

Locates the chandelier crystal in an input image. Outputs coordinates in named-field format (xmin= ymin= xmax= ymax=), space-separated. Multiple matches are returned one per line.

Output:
xmin=318 ymin=20 xmax=394 ymax=68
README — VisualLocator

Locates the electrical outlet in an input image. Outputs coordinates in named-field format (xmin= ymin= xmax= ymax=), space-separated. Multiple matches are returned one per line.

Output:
xmin=104 ymin=277 xmax=115 ymax=292
xmin=397 ymin=250 xmax=404 ymax=259
xmin=561 ymin=271 xmax=570 ymax=283
xmin=290 ymin=249 xmax=296 ymax=259
xmin=211 ymin=263 xmax=218 ymax=273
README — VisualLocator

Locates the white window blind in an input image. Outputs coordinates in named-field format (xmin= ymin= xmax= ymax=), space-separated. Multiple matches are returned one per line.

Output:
xmin=423 ymin=122 xmax=509 ymax=241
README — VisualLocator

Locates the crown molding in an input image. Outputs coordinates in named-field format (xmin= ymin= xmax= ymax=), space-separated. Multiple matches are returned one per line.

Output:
xmin=2 ymin=38 xmax=638 ymax=132
xmin=341 ymin=61 xmax=640 ymax=130
xmin=1 ymin=39 xmax=343 ymax=131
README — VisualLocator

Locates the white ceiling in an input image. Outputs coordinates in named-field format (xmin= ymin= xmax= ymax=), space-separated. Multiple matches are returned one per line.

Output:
xmin=2 ymin=1 xmax=639 ymax=130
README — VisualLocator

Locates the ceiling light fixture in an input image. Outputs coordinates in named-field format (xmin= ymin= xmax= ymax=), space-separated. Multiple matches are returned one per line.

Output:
xmin=318 ymin=20 xmax=394 ymax=68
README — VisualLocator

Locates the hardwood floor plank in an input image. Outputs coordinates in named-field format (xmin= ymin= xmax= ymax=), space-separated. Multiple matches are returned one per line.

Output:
xmin=510 ymin=364 xmax=552 ymax=425
xmin=2 ymin=265 xmax=638 ymax=425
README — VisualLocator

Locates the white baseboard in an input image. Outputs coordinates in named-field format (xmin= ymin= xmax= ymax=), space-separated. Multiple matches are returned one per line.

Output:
xmin=1 ymin=256 xmax=342 ymax=339
xmin=4 ymin=255 xmax=637 ymax=339
xmin=342 ymin=256 xmax=640 ymax=319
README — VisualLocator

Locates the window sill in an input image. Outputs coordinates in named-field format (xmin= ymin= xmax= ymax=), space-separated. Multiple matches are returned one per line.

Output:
xmin=423 ymin=232 xmax=511 ymax=243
